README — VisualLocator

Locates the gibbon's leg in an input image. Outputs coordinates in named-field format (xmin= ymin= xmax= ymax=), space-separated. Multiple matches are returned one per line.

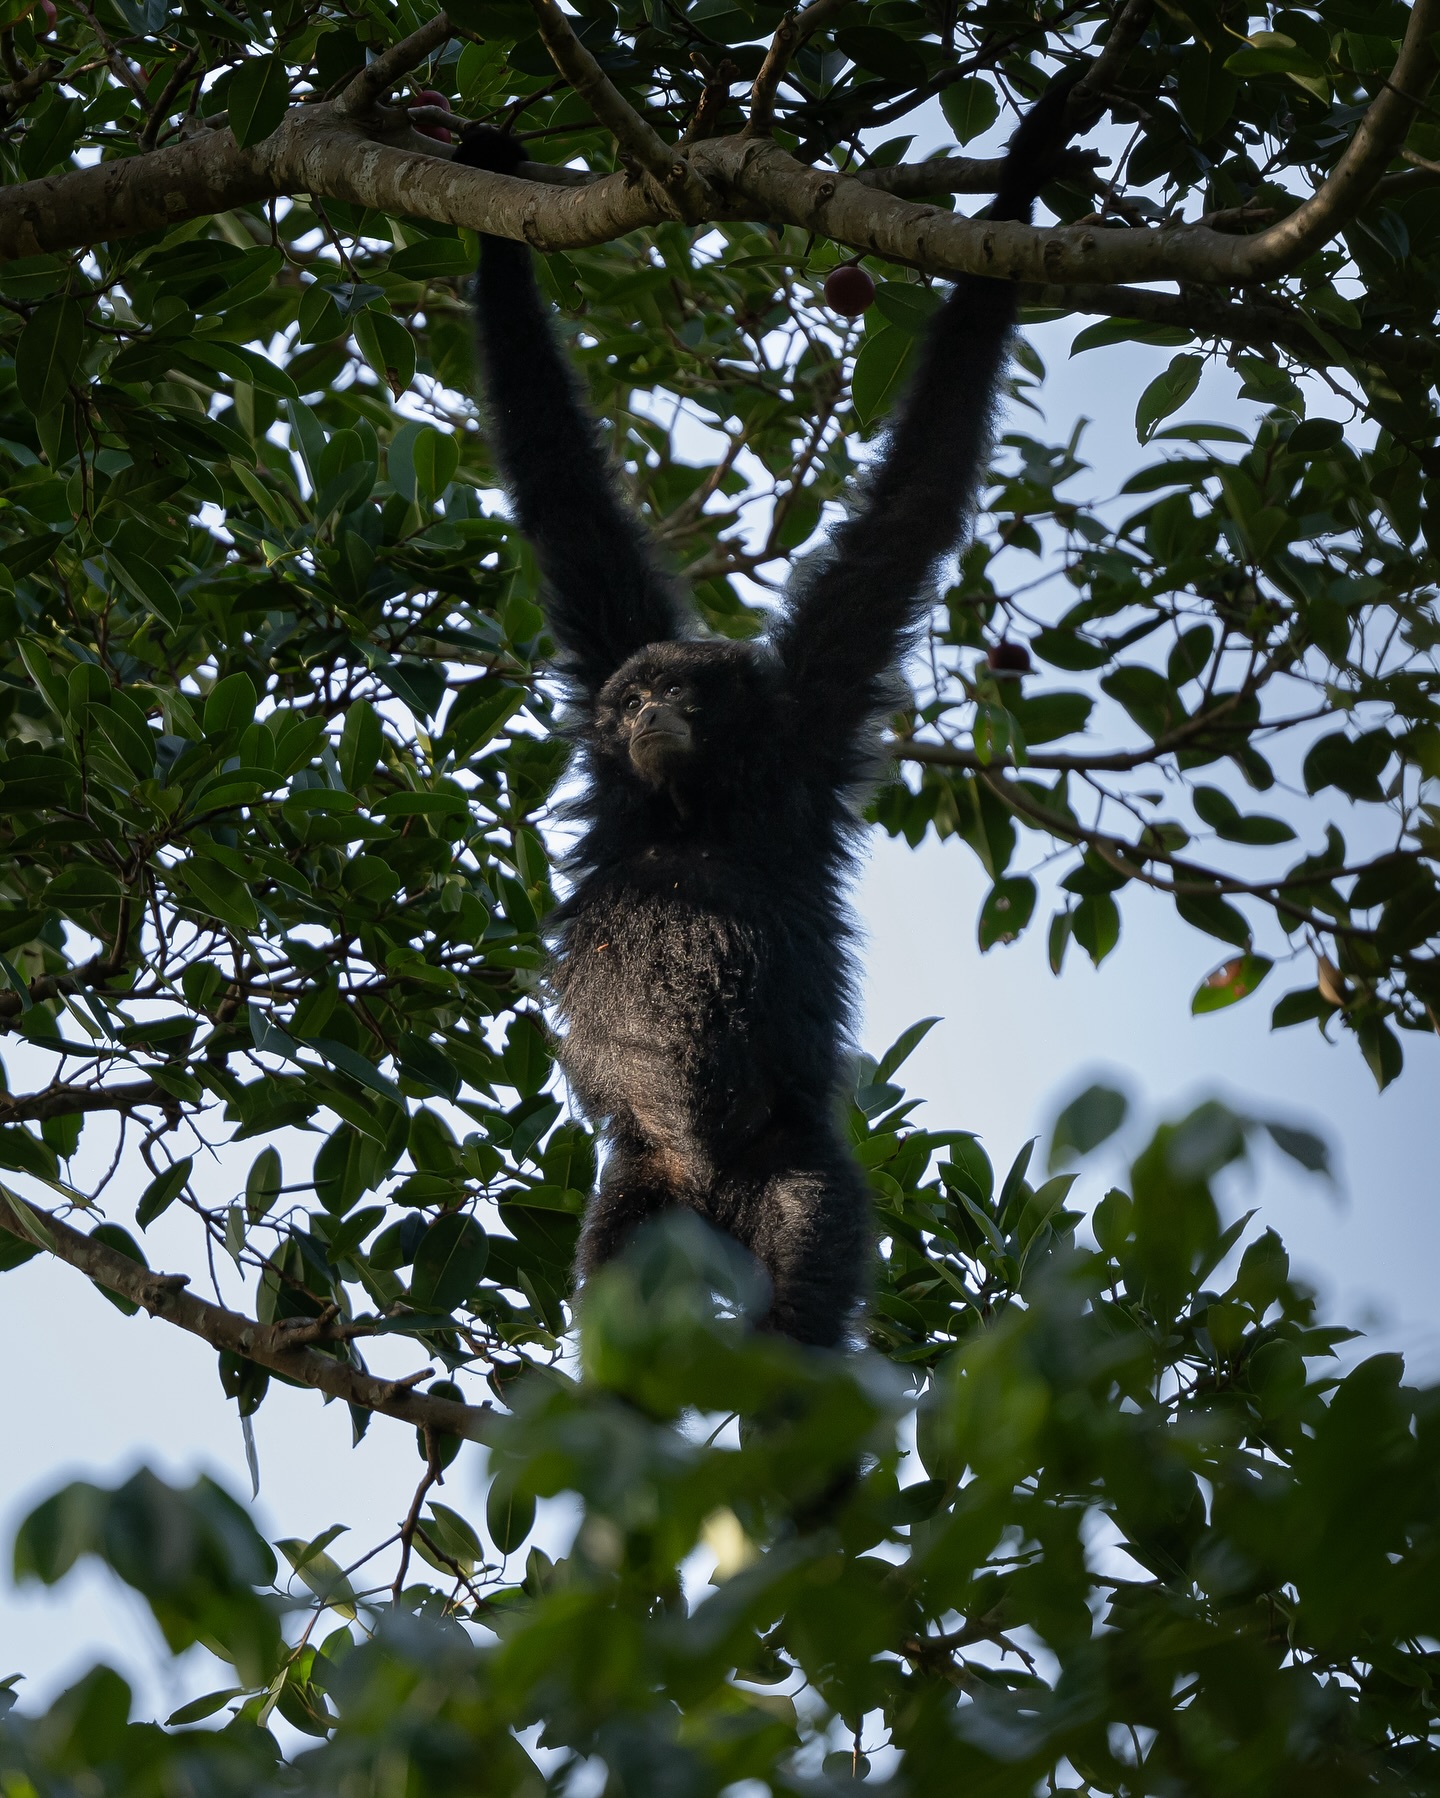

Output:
xmin=575 ymin=1134 xmax=686 ymax=1280
xmin=720 ymin=1135 xmax=871 ymax=1348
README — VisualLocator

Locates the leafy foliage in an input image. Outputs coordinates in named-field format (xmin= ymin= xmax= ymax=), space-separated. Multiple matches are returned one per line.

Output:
xmin=1 ymin=0 xmax=1437 ymax=1098
xmin=6 ymin=1098 xmax=1440 ymax=1793
xmin=0 ymin=0 xmax=1437 ymax=1788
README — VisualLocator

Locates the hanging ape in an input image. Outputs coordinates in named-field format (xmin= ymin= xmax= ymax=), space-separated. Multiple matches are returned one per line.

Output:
xmin=453 ymin=81 xmax=1086 ymax=1346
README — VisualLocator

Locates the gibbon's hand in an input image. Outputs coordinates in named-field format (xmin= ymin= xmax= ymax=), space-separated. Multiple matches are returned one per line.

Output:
xmin=452 ymin=126 xmax=529 ymax=178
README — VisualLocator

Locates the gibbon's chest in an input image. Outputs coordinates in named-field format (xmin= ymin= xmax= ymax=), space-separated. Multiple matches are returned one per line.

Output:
xmin=552 ymin=843 xmax=845 ymax=1028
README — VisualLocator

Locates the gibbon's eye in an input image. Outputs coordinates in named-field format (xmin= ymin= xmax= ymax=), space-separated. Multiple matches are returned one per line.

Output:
xmin=624 ymin=693 xmax=643 ymax=713
xmin=665 ymin=684 xmax=683 ymax=699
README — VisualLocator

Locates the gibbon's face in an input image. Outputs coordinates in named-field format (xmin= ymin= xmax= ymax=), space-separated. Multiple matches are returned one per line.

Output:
xmin=595 ymin=640 xmax=762 ymax=789
xmin=617 ymin=674 xmax=696 ymax=783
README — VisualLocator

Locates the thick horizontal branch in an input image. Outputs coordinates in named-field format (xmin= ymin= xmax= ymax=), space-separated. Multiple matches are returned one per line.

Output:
xmin=895 ymin=737 xmax=1167 ymax=774
xmin=856 ymin=147 xmax=1104 ymax=198
xmin=0 ymin=1081 xmax=173 ymax=1124
xmin=2 ymin=0 xmax=1434 ymax=290
xmin=0 ymin=951 xmax=127 ymax=1023
xmin=1021 ymin=281 xmax=1440 ymax=375
xmin=0 ymin=1193 xmax=498 ymax=1444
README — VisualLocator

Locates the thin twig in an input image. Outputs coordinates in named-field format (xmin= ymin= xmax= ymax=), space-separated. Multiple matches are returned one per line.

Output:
xmin=679 ymin=55 xmax=739 ymax=145
xmin=139 ymin=49 xmax=198 ymax=152
xmin=392 ymin=1450 xmax=443 ymax=1600
xmin=1070 ymin=0 xmax=1155 ymax=129
xmin=745 ymin=0 xmax=851 ymax=137
xmin=525 ymin=0 xmax=677 ymax=184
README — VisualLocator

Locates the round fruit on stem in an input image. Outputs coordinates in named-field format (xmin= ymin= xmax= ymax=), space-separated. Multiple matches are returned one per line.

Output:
xmin=824 ymin=264 xmax=876 ymax=318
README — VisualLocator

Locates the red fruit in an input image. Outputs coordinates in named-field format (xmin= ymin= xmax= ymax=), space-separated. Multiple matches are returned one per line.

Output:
xmin=987 ymin=639 xmax=1032 ymax=676
xmin=411 ymin=88 xmax=452 ymax=143
xmin=38 ymin=0 xmax=57 ymax=30
xmin=824 ymin=264 xmax=876 ymax=317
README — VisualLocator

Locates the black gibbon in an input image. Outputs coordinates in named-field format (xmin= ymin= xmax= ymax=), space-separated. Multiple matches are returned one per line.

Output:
xmin=453 ymin=81 xmax=1085 ymax=1346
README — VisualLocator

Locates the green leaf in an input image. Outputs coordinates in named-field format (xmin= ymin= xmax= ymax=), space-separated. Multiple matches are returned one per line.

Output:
xmin=1357 ymin=1014 xmax=1404 ymax=1089
xmin=1049 ymin=1083 xmax=1128 ymax=1169
xmin=0 ymin=1187 xmax=55 ymax=1252
xmin=412 ymin=428 xmax=460 ymax=505
xmin=1262 ymin=1119 xmax=1330 ymax=1175
xmin=1303 ymin=730 xmax=1392 ymax=801
xmin=167 ymin=1689 xmax=245 ymax=1726
xmin=1071 ymin=317 xmax=1195 ymax=355
xmin=1101 ymin=665 xmax=1185 ymax=739
xmin=15 ymin=297 xmax=83 ymax=426
xmin=136 ymin=1158 xmax=193 ymax=1228
xmin=1191 ymin=953 xmax=1273 ymax=1013
xmin=978 ymin=876 xmax=1036 ymax=950
xmin=850 ymin=324 xmax=914 ymax=427
xmin=1136 ymin=353 xmax=1204 ymax=444
xmin=174 ymin=858 xmax=259 ymax=933
xmin=245 ymin=1147 xmax=282 ymax=1223
xmin=103 ymin=546 xmax=181 ymax=630
xmin=871 ymin=282 xmax=943 ymax=334
xmin=1047 ymin=906 xmax=1072 ymax=974
xmin=1071 ymin=893 xmax=1120 ymax=966
xmin=486 ymin=1478 xmax=536 ymax=1555
xmin=1193 ymin=785 xmax=1296 ymax=845
xmin=389 ymin=239 xmax=471 ymax=279
xmin=1176 ymin=47 xmax=1239 ymax=140
xmin=205 ymin=672 xmax=258 ymax=738
xmin=410 ymin=1212 xmax=488 ymax=1311
xmin=353 ymin=310 xmax=416 ymax=398
xmin=308 ymin=1038 xmax=402 ymax=1104
xmin=228 ymin=54 xmax=290 ymax=148
xmin=89 ymin=1222 xmax=149 ymax=1315
xmin=874 ymin=1017 xmax=939 ymax=1083
xmin=1175 ymin=890 xmax=1252 ymax=948
xmin=939 ymin=76 xmax=999 ymax=144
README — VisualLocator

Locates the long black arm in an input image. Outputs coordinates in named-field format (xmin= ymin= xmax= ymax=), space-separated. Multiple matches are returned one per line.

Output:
xmin=455 ymin=131 xmax=688 ymax=698
xmin=770 ymin=78 xmax=1088 ymax=751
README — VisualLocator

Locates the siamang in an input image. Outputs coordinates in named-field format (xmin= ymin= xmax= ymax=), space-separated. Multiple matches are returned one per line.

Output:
xmin=454 ymin=82 xmax=1084 ymax=1347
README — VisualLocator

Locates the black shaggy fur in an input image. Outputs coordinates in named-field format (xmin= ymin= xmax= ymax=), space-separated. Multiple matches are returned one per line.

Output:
xmin=454 ymin=83 xmax=1085 ymax=1346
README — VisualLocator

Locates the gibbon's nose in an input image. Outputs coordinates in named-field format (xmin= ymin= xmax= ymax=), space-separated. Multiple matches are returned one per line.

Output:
xmin=635 ymin=699 xmax=688 ymax=739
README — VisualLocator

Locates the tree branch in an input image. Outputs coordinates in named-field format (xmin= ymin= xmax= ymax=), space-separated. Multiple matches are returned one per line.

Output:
xmin=746 ymin=0 xmax=852 ymax=138
xmin=334 ymin=14 xmax=455 ymax=121
xmin=525 ymin=0 xmax=690 ymax=200
xmin=0 ymin=54 xmax=62 ymax=126
xmin=1021 ymin=280 xmax=1440 ymax=375
xmin=0 ymin=1192 xmax=498 ymax=1444
xmin=856 ymin=148 xmax=1104 ymax=198
xmin=3 ymin=0 xmax=1434 ymax=291
xmin=1232 ymin=0 xmax=1440 ymax=276
xmin=1070 ymin=0 xmax=1154 ymax=124
xmin=0 ymin=1082 xmax=175 ymax=1124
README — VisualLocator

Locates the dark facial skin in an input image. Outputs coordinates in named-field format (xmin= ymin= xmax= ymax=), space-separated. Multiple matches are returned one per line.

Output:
xmin=618 ymin=678 xmax=696 ymax=784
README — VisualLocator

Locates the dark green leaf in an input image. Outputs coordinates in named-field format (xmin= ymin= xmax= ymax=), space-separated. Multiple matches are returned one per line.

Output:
xmin=136 ymin=1158 xmax=193 ymax=1228
xmin=410 ymin=1213 xmax=488 ymax=1312
xmin=228 ymin=54 xmax=290 ymax=148
xmin=15 ymin=299 xmax=83 ymax=417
